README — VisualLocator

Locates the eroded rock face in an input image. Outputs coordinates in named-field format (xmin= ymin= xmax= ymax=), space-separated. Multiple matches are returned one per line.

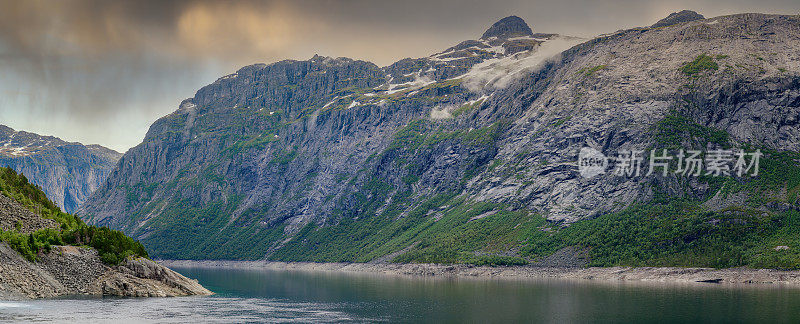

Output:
xmin=79 ymin=14 xmax=800 ymax=259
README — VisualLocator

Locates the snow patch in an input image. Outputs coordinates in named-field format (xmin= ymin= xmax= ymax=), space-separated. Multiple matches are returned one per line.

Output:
xmin=220 ymin=73 xmax=238 ymax=80
xmin=179 ymin=102 xmax=197 ymax=137
xmin=9 ymin=146 xmax=28 ymax=156
xmin=430 ymin=56 xmax=465 ymax=62
xmin=430 ymin=106 xmax=453 ymax=119
xmin=465 ymin=94 xmax=490 ymax=106
xmin=508 ymin=36 xmax=534 ymax=41
xmin=387 ymin=74 xmax=435 ymax=95
xmin=462 ymin=36 xmax=584 ymax=92
xmin=485 ymin=46 xmax=506 ymax=55
xmin=323 ymin=97 xmax=339 ymax=108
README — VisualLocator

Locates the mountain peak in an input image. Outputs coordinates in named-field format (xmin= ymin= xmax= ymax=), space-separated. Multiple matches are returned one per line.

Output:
xmin=481 ymin=16 xmax=533 ymax=39
xmin=651 ymin=10 xmax=705 ymax=28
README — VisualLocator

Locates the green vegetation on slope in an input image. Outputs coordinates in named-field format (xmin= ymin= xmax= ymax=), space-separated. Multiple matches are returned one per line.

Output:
xmin=267 ymin=194 xmax=800 ymax=269
xmin=577 ymin=64 xmax=607 ymax=77
xmin=653 ymin=110 xmax=730 ymax=149
xmin=0 ymin=167 xmax=148 ymax=264
xmin=524 ymin=201 xmax=800 ymax=269
xmin=130 ymin=195 xmax=286 ymax=260
xmin=0 ymin=168 xmax=82 ymax=230
xmin=680 ymin=54 xmax=719 ymax=76
xmin=270 ymin=192 xmax=538 ymax=266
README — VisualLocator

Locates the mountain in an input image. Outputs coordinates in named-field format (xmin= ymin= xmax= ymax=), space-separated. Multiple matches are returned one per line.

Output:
xmin=0 ymin=167 xmax=211 ymax=299
xmin=80 ymin=13 xmax=800 ymax=268
xmin=0 ymin=125 xmax=122 ymax=213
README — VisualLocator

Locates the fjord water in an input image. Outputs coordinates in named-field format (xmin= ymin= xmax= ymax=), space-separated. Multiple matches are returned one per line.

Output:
xmin=3 ymin=267 xmax=800 ymax=323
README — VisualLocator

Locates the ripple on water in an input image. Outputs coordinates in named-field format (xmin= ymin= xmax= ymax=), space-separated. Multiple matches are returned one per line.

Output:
xmin=0 ymin=297 xmax=374 ymax=323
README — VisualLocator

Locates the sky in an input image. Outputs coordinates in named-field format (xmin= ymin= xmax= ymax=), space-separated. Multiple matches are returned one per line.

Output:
xmin=1 ymin=0 xmax=798 ymax=152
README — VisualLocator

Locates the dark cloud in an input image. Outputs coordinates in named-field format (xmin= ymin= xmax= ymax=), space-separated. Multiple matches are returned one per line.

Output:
xmin=0 ymin=0 xmax=797 ymax=151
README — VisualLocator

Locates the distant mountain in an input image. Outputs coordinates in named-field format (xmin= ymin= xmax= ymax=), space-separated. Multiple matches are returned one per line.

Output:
xmin=0 ymin=125 xmax=122 ymax=213
xmin=80 ymin=13 xmax=800 ymax=269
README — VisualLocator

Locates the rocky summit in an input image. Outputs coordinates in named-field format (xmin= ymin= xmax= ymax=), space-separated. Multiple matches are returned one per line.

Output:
xmin=651 ymin=10 xmax=705 ymax=28
xmin=78 ymin=13 xmax=800 ymax=268
xmin=481 ymin=15 xmax=534 ymax=39
xmin=0 ymin=125 xmax=122 ymax=213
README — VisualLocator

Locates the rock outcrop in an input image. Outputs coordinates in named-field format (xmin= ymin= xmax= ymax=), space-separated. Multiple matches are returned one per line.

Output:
xmin=0 ymin=243 xmax=212 ymax=299
xmin=0 ymin=125 xmax=122 ymax=213
xmin=481 ymin=15 xmax=534 ymax=39
xmin=93 ymin=257 xmax=211 ymax=297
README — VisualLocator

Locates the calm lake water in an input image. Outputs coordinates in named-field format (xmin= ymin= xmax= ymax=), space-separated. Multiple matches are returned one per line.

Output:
xmin=2 ymin=266 xmax=800 ymax=323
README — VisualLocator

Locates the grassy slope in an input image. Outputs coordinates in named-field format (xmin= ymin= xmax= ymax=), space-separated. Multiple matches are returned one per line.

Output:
xmin=0 ymin=167 xmax=148 ymax=264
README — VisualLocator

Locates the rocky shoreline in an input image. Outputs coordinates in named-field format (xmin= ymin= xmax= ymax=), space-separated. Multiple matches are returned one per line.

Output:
xmin=0 ymin=243 xmax=213 ymax=299
xmin=161 ymin=260 xmax=800 ymax=287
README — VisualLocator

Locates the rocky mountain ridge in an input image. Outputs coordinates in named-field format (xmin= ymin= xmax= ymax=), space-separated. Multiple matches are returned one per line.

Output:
xmin=79 ymin=13 xmax=800 ymax=267
xmin=652 ymin=10 xmax=705 ymax=28
xmin=0 ymin=125 xmax=122 ymax=213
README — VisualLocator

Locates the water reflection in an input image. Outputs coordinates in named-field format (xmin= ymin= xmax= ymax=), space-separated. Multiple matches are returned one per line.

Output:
xmin=2 ymin=266 xmax=800 ymax=323
xmin=176 ymin=266 xmax=800 ymax=323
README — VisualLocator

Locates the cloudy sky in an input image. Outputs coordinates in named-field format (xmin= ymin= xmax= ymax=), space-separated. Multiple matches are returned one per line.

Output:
xmin=1 ymin=0 xmax=797 ymax=152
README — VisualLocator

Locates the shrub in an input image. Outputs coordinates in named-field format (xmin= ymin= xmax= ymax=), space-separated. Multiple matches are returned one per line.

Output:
xmin=63 ymin=225 xmax=148 ymax=265
xmin=680 ymin=54 xmax=719 ymax=76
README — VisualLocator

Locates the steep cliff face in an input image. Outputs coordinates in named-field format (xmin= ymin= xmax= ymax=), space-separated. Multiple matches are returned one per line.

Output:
xmin=0 ymin=125 xmax=122 ymax=213
xmin=468 ymin=13 xmax=800 ymax=222
xmin=80 ymin=14 xmax=800 ymax=266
